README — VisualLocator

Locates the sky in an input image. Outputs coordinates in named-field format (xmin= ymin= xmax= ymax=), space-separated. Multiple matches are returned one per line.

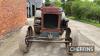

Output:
xmin=43 ymin=0 xmax=45 ymax=3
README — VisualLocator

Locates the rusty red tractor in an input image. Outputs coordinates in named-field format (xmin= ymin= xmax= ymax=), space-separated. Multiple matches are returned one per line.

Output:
xmin=20 ymin=6 xmax=73 ymax=56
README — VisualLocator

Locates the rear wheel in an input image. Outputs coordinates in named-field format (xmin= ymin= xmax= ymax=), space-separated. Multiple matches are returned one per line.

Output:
xmin=19 ymin=26 xmax=33 ymax=53
xmin=71 ymin=29 xmax=79 ymax=46
xmin=65 ymin=27 xmax=73 ymax=56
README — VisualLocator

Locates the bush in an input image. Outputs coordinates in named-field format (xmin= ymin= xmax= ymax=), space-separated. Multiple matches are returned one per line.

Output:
xmin=54 ymin=0 xmax=62 ymax=7
xmin=65 ymin=1 xmax=72 ymax=16
xmin=65 ymin=0 xmax=100 ymax=23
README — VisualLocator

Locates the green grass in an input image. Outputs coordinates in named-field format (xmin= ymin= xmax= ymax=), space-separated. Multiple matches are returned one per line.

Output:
xmin=68 ymin=16 xmax=100 ymax=27
xmin=79 ymin=19 xmax=100 ymax=27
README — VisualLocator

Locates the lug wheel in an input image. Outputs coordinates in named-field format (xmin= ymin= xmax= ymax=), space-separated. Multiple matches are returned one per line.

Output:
xmin=19 ymin=26 xmax=34 ymax=53
xmin=26 ymin=26 xmax=34 ymax=52
xmin=19 ymin=38 xmax=29 ymax=53
xmin=34 ymin=26 xmax=40 ymax=34
xmin=34 ymin=18 xmax=41 ymax=35
xmin=65 ymin=27 xmax=73 ymax=56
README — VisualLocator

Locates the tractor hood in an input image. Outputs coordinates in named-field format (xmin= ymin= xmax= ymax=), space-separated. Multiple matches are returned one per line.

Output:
xmin=41 ymin=6 xmax=62 ymax=14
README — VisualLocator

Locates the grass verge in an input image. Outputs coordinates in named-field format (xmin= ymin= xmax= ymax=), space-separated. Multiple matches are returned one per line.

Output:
xmin=68 ymin=16 xmax=100 ymax=27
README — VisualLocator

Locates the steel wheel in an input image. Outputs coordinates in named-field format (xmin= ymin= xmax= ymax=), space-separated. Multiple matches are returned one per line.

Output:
xmin=26 ymin=26 xmax=34 ymax=52
xmin=65 ymin=27 xmax=73 ymax=56
xmin=34 ymin=18 xmax=41 ymax=35
xmin=19 ymin=26 xmax=34 ymax=53
xmin=19 ymin=38 xmax=28 ymax=53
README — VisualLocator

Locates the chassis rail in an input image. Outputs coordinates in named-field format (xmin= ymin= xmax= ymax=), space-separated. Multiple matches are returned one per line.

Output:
xmin=28 ymin=40 xmax=69 ymax=43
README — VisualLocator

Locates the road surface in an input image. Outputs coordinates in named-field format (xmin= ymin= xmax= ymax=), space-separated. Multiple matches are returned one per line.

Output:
xmin=24 ymin=18 xmax=100 ymax=56
xmin=0 ymin=18 xmax=100 ymax=56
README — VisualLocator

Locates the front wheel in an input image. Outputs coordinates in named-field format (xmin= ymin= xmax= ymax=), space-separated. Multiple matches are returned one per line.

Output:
xmin=19 ymin=38 xmax=29 ymax=53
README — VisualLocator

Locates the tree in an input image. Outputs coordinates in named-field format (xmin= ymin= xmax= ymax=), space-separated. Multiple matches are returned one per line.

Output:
xmin=64 ymin=0 xmax=74 ymax=15
xmin=54 ymin=0 xmax=62 ymax=7
xmin=94 ymin=0 xmax=100 ymax=5
xmin=45 ymin=0 xmax=51 ymax=6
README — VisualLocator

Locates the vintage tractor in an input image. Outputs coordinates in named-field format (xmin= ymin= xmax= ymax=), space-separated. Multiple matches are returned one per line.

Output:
xmin=20 ymin=6 xmax=73 ymax=56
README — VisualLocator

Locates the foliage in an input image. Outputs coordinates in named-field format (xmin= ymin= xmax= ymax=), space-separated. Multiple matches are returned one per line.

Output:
xmin=45 ymin=0 xmax=51 ymax=6
xmin=54 ymin=0 xmax=62 ymax=7
xmin=65 ymin=1 xmax=72 ymax=15
xmin=64 ymin=0 xmax=100 ymax=23
xmin=94 ymin=0 xmax=100 ymax=5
